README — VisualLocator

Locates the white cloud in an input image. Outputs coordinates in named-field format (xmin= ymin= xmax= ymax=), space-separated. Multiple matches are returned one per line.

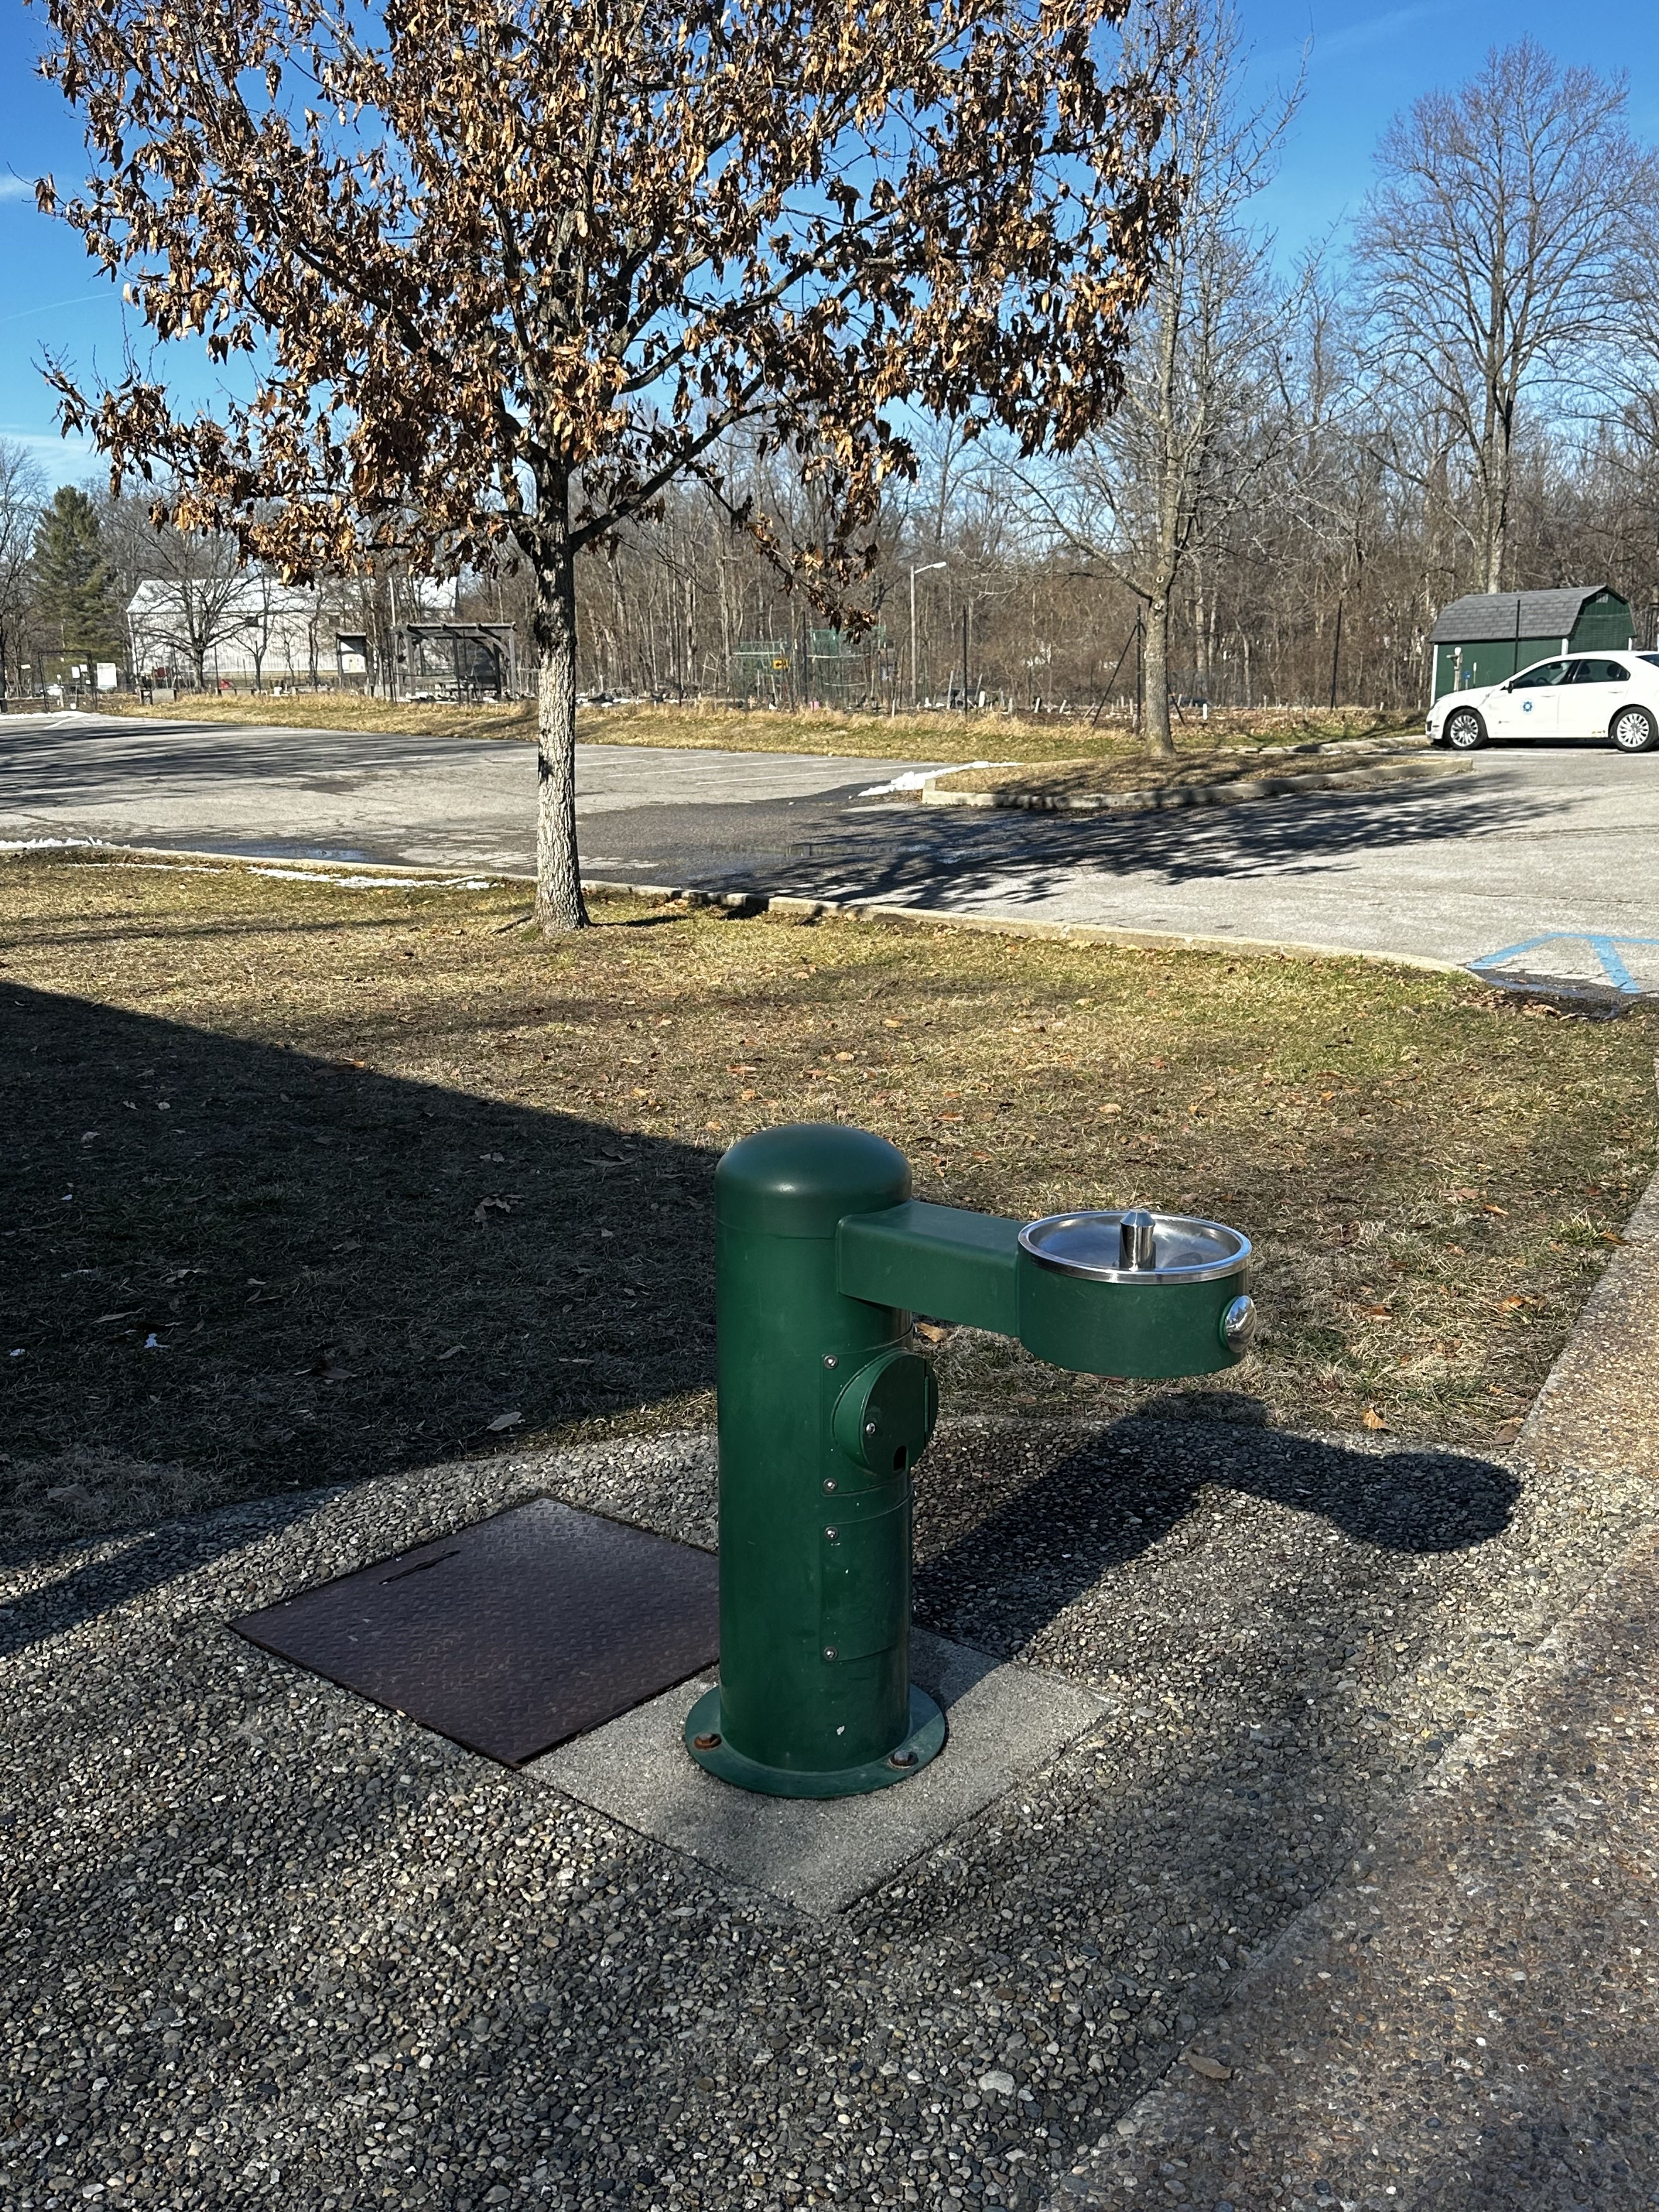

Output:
xmin=0 ymin=425 xmax=99 ymax=475
xmin=0 ymin=177 xmax=36 ymax=203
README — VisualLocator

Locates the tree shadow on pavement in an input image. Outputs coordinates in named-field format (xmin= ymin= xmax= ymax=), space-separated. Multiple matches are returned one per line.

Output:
xmin=590 ymin=762 xmax=1545 ymax=911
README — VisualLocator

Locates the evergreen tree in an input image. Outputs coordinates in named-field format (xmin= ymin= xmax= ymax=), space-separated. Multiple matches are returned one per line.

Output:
xmin=31 ymin=486 xmax=121 ymax=668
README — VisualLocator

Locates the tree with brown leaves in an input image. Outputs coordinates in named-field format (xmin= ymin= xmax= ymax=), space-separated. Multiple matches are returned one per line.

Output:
xmin=38 ymin=0 xmax=1178 ymax=928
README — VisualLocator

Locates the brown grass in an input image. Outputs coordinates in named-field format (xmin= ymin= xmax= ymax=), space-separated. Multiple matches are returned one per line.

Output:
xmin=98 ymin=689 xmax=537 ymax=742
xmin=97 ymin=688 xmax=1421 ymax=766
xmin=1 ymin=850 xmax=1652 ymax=1543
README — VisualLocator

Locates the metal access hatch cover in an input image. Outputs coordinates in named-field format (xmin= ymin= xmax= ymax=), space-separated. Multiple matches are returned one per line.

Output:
xmin=233 ymin=1498 xmax=719 ymax=1766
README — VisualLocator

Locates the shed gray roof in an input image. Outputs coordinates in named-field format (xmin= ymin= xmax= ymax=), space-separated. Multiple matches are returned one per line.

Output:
xmin=1430 ymin=586 xmax=1613 ymax=643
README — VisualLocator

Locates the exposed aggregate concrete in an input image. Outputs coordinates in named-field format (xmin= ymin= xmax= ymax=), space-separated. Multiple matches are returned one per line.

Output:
xmin=4 ymin=1412 xmax=1655 ymax=2211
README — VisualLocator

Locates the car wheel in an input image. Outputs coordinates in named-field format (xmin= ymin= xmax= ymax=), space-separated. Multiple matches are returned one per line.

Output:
xmin=1444 ymin=708 xmax=1487 ymax=751
xmin=1611 ymin=706 xmax=1658 ymax=754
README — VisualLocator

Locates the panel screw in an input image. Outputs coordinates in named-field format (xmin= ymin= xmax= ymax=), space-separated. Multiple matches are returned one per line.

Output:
xmin=824 ymin=1526 xmax=839 ymax=1541
xmin=887 ymin=1748 xmax=918 ymax=1769
xmin=692 ymin=1732 xmax=721 ymax=1751
xmin=823 ymin=1477 xmax=838 ymax=1493
xmin=864 ymin=1419 xmax=878 ymax=1436
xmin=823 ymin=1646 xmax=838 ymax=1661
xmin=823 ymin=1354 xmax=839 ymax=1369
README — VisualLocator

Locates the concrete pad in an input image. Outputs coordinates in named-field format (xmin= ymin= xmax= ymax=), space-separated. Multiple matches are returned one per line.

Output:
xmin=527 ymin=1630 xmax=1107 ymax=1914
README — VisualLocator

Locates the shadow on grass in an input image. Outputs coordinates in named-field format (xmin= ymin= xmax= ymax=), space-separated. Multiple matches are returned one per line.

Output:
xmin=0 ymin=982 xmax=718 ymax=1551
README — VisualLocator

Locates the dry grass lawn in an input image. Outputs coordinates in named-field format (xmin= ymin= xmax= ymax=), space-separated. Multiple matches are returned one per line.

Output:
xmin=99 ymin=688 xmax=1421 ymax=766
xmin=2 ymin=851 xmax=1652 ymax=1547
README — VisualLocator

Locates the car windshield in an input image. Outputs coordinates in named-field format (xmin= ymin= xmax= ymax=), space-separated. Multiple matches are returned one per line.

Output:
xmin=1643 ymin=654 xmax=1659 ymax=669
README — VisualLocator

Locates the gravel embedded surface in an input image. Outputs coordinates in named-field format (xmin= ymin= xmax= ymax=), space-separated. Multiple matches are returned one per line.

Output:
xmin=4 ymin=1413 xmax=1655 ymax=2211
xmin=1055 ymin=1519 xmax=1659 ymax=2210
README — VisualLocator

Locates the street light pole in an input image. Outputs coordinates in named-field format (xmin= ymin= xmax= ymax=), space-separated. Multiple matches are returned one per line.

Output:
xmin=909 ymin=561 xmax=945 ymax=711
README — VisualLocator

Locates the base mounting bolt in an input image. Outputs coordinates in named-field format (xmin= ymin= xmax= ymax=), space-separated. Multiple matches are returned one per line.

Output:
xmin=692 ymin=1732 xmax=722 ymax=1751
xmin=887 ymin=1748 xmax=919 ymax=1769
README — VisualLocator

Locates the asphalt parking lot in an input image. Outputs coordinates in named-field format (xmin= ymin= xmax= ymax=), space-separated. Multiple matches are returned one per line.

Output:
xmin=1 ymin=711 xmax=1656 ymax=997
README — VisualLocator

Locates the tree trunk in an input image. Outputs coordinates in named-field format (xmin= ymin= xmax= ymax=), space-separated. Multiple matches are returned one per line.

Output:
xmin=1480 ymin=426 xmax=1511 ymax=594
xmin=1142 ymin=593 xmax=1174 ymax=758
xmin=533 ymin=534 xmax=588 ymax=934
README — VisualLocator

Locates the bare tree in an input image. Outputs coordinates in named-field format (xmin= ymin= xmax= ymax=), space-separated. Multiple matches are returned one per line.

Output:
xmin=1020 ymin=0 xmax=1303 ymax=756
xmin=117 ymin=512 xmax=256 ymax=690
xmin=1357 ymin=39 xmax=1655 ymax=596
xmin=0 ymin=443 xmax=46 ymax=700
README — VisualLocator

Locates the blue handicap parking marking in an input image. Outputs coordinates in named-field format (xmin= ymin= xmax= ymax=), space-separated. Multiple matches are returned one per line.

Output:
xmin=1468 ymin=932 xmax=1659 ymax=997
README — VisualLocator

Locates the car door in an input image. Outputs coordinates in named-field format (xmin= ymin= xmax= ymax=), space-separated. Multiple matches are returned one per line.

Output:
xmin=1562 ymin=657 xmax=1627 ymax=737
xmin=1490 ymin=659 xmax=1569 ymax=739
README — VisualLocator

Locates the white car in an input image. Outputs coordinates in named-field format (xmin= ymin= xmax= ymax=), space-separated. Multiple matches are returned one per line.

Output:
xmin=1427 ymin=650 xmax=1659 ymax=754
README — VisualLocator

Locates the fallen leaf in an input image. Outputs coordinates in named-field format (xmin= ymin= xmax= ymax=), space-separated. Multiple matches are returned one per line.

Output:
xmin=1481 ymin=1203 xmax=1509 ymax=1217
xmin=94 ymin=1309 xmax=140 ymax=1324
xmin=1493 ymin=1417 xmax=1525 ymax=1443
xmin=1360 ymin=1304 xmax=1390 ymax=1320
xmin=473 ymin=1195 xmax=513 ymax=1224
xmin=1098 ymin=1102 xmax=1122 ymax=1116
xmin=914 ymin=1322 xmax=952 ymax=1344
xmin=1362 ymin=1406 xmax=1390 ymax=1431
xmin=437 ymin=1343 xmax=466 ymax=1361
xmin=1601 ymin=1231 xmax=1626 ymax=1246
xmin=1181 ymin=2050 xmax=1232 ymax=2082
xmin=486 ymin=1410 xmax=523 ymax=1432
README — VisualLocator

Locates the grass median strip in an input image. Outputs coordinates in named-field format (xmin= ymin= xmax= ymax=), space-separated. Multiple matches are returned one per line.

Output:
xmin=99 ymin=687 xmax=1420 ymax=766
xmin=1 ymin=850 xmax=1652 ymax=1541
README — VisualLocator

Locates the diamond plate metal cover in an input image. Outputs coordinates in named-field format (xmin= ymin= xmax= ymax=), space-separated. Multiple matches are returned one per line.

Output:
xmin=233 ymin=1498 xmax=719 ymax=1765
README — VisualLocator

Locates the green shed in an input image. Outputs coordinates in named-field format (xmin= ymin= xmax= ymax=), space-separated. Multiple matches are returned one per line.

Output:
xmin=1429 ymin=586 xmax=1636 ymax=701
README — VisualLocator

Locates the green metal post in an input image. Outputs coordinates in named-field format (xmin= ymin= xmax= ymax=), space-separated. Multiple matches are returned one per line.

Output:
xmin=684 ymin=1125 xmax=947 ymax=1798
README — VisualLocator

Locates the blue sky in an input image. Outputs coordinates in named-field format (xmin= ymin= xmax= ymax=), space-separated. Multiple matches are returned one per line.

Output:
xmin=2 ymin=0 xmax=1657 ymax=493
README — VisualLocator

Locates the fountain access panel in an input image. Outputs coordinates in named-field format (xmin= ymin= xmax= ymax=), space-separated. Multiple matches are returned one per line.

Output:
xmin=233 ymin=1498 xmax=719 ymax=1766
